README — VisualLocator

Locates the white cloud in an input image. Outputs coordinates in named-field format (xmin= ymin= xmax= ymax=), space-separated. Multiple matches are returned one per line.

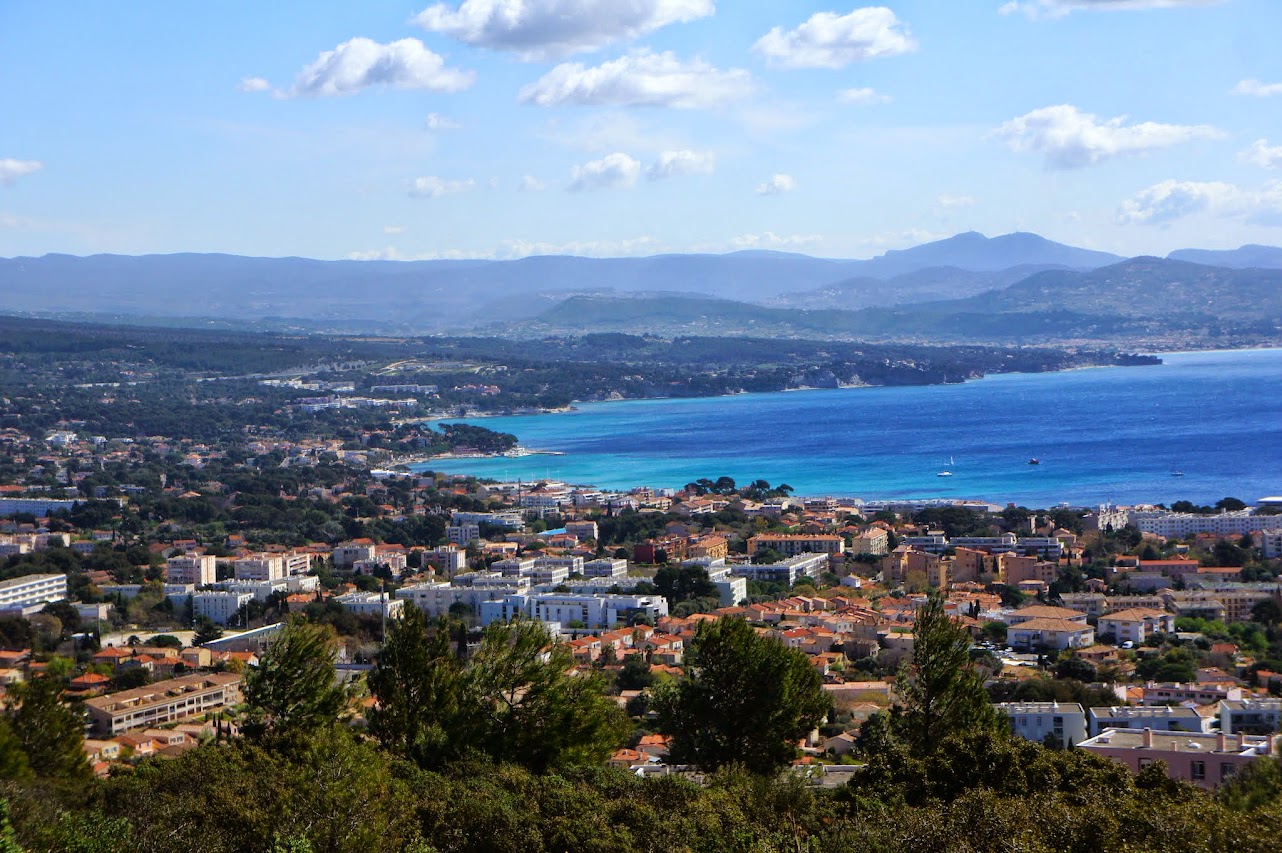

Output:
xmin=0 ymin=213 xmax=20 ymax=228
xmin=1000 ymin=0 xmax=1224 ymax=19
xmin=413 ymin=0 xmax=714 ymax=61
xmin=0 ymin=159 xmax=42 ymax=186
xmin=1234 ymin=78 xmax=1282 ymax=97
xmin=755 ymin=173 xmax=797 ymax=196
xmin=753 ymin=7 xmax=916 ymax=70
xmin=936 ymin=193 xmax=976 ymax=208
xmin=647 ymin=149 xmax=715 ymax=180
xmin=284 ymin=38 xmax=473 ymax=98
xmin=238 ymin=76 xmax=271 ymax=93
xmin=383 ymin=225 xmax=406 ymax=235
xmin=995 ymin=104 xmax=1223 ymax=169
xmin=501 ymin=235 xmax=660 ymax=257
xmin=519 ymin=50 xmax=753 ymax=110
xmin=519 ymin=175 xmax=550 ymax=191
xmin=1119 ymin=178 xmax=1282 ymax=226
xmin=567 ymin=152 xmax=642 ymax=191
xmin=1240 ymin=140 xmax=1282 ymax=171
xmin=409 ymin=176 xmax=477 ymax=198
xmin=728 ymin=232 xmax=822 ymax=250
xmin=837 ymin=86 xmax=891 ymax=105
xmin=425 ymin=112 xmax=462 ymax=131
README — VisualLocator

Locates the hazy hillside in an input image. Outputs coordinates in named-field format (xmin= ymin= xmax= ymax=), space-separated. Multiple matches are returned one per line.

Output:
xmin=529 ymin=257 xmax=1282 ymax=347
xmin=1167 ymin=244 xmax=1282 ymax=269
xmin=0 ymin=231 xmax=1127 ymax=332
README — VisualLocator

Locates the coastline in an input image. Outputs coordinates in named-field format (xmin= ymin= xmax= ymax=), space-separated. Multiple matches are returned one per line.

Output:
xmin=403 ymin=347 xmax=1282 ymax=507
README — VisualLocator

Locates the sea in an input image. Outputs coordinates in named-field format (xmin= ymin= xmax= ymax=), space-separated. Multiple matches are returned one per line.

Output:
xmin=411 ymin=348 xmax=1282 ymax=508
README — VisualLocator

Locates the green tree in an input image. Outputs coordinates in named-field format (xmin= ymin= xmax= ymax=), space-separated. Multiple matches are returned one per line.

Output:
xmin=654 ymin=617 xmax=831 ymax=774
xmin=895 ymin=593 xmax=999 ymax=755
xmin=367 ymin=606 xmax=462 ymax=769
xmin=616 ymin=654 xmax=654 ymax=691
xmin=5 ymin=676 xmax=89 ymax=780
xmin=241 ymin=617 xmax=348 ymax=741
xmin=461 ymin=619 xmax=628 ymax=772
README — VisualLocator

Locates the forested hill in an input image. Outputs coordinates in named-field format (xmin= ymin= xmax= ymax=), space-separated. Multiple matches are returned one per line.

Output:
xmin=526 ymin=257 xmax=1282 ymax=348
xmin=0 ymin=231 xmax=1124 ymax=333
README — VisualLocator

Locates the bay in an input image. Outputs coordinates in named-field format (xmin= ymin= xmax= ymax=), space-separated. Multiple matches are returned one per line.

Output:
xmin=413 ymin=348 xmax=1282 ymax=508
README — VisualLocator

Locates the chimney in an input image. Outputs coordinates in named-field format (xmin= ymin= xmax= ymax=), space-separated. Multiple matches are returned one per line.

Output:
xmin=1142 ymin=728 xmax=1153 ymax=748
xmin=1217 ymin=732 xmax=1227 ymax=752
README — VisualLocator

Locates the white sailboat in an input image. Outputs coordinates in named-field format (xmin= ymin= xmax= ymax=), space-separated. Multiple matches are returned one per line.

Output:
xmin=937 ymin=456 xmax=954 ymax=477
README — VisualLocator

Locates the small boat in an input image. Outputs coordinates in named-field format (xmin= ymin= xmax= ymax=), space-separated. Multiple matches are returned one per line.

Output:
xmin=937 ymin=456 xmax=954 ymax=477
xmin=1028 ymin=458 xmax=1040 ymax=465
xmin=1171 ymin=470 xmax=1185 ymax=477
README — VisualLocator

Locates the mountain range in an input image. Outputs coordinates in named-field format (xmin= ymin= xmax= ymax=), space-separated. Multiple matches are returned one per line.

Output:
xmin=2 ymin=231 xmax=1281 ymax=347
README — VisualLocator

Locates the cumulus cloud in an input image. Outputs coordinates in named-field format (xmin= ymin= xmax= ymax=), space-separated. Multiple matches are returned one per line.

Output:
xmin=567 ymin=152 xmax=642 ymax=191
xmin=238 ymin=76 xmax=271 ymax=93
xmin=409 ymin=176 xmax=477 ymax=198
xmin=284 ymin=37 xmax=473 ymax=98
xmin=519 ymin=175 xmax=550 ymax=191
xmin=1240 ymin=140 xmax=1282 ymax=171
xmin=753 ymin=7 xmax=916 ymax=70
xmin=1119 ymin=178 xmax=1282 ymax=226
xmin=728 ymin=232 xmax=822 ymax=250
xmin=519 ymin=50 xmax=753 ymax=109
xmin=414 ymin=0 xmax=714 ymax=60
xmin=1234 ymin=78 xmax=1282 ymax=97
xmin=936 ymin=194 xmax=976 ymax=208
xmin=995 ymin=104 xmax=1223 ymax=169
xmin=647 ymin=149 xmax=715 ymax=180
xmin=0 ymin=159 xmax=42 ymax=186
xmin=1000 ymin=0 xmax=1224 ymax=19
xmin=425 ymin=112 xmax=462 ymax=131
xmin=837 ymin=86 xmax=891 ymax=105
xmin=755 ymin=174 xmax=797 ymax=196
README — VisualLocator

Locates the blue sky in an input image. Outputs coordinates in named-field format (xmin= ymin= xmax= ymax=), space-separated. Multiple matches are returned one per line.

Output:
xmin=2 ymin=1 xmax=1280 ymax=261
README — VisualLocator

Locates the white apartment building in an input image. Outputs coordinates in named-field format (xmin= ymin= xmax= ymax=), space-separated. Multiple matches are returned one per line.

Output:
xmin=996 ymin=701 xmax=1088 ymax=748
xmin=1133 ymin=509 xmax=1280 ymax=538
xmin=1220 ymin=699 xmax=1282 ymax=735
xmin=431 ymin=545 xmax=467 ymax=576
xmin=334 ymin=591 xmax=404 ymax=619
xmin=0 ymin=573 xmax=67 ymax=613
xmin=331 ymin=542 xmax=377 ymax=568
xmin=451 ymin=510 xmax=525 ymax=530
xmin=396 ymin=574 xmax=532 ymax=618
xmin=1261 ymin=530 xmax=1282 ymax=560
xmin=446 ymin=524 xmax=481 ymax=546
xmin=166 ymin=554 xmax=217 ymax=586
xmin=1088 ymin=705 xmax=1212 ymax=737
xmin=233 ymin=554 xmax=285 ymax=582
xmin=584 ymin=558 xmax=628 ymax=579
xmin=479 ymin=592 xmax=669 ymax=630
xmin=732 ymin=553 xmax=829 ymax=586
xmin=192 ymin=591 xmax=253 ymax=625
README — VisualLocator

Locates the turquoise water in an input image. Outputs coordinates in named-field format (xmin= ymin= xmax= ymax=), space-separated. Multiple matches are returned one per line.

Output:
xmin=413 ymin=348 xmax=1282 ymax=507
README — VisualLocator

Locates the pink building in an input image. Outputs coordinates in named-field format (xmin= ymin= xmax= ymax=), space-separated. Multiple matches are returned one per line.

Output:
xmin=1078 ymin=727 xmax=1279 ymax=788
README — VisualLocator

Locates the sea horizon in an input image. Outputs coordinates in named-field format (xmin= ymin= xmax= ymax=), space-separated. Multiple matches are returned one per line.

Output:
xmin=412 ymin=346 xmax=1282 ymax=509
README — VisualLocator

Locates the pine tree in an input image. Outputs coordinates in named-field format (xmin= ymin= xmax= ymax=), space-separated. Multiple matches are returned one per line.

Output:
xmin=894 ymin=593 xmax=998 ymax=756
xmin=5 ymin=676 xmax=89 ymax=780
xmin=241 ymin=617 xmax=348 ymax=742
xmin=654 ymin=616 xmax=832 ymax=774
xmin=367 ymin=606 xmax=462 ymax=768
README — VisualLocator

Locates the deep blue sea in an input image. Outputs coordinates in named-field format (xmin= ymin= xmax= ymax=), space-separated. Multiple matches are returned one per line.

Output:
xmin=412 ymin=348 xmax=1282 ymax=508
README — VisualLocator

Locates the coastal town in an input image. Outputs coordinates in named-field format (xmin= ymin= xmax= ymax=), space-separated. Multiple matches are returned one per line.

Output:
xmin=3 ymin=413 xmax=1282 ymax=791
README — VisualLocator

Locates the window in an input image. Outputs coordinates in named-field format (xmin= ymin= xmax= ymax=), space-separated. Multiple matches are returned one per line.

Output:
xmin=1221 ymin=764 xmax=1237 ymax=782
xmin=1138 ymin=758 xmax=1154 ymax=769
xmin=1190 ymin=760 xmax=1205 ymax=781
